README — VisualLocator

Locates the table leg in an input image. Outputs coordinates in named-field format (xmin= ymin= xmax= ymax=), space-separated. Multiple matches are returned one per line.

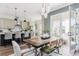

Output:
xmin=35 ymin=48 xmax=38 ymax=56
xmin=57 ymin=47 xmax=59 ymax=53
xmin=40 ymin=50 xmax=43 ymax=56
xmin=56 ymin=47 xmax=62 ymax=55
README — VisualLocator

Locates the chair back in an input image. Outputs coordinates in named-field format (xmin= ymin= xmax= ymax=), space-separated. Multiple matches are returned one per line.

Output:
xmin=49 ymin=40 xmax=57 ymax=48
xmin=15 ymin=32 xmax=21 ymax=38
xmin=24 ymin=32 xmax=29 ymax=37
xmin=57 ymin=39 xmax=64 ymax=47
xmin=12 ymin=41 xmax=21 ymax=56
xmin=5 ymin=33 xmax=12 ymax=40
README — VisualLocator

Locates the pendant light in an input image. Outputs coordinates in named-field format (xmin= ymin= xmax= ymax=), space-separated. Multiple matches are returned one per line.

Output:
xmin=24 ymin=10 xmax=26 ymax=22
xmin=14 ymin=7 xmax=18 ymax=21
xmin=14 ymin=7 xmax=21 ymax=27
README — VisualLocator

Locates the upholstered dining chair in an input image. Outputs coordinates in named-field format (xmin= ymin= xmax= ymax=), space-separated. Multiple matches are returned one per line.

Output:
xmin=12 ymin=40 xmax=21 ymax=56
xmin=12 ymin=40 xmax=34 ymax=56
xmin=55 ymin=39 xmax=65 ymax=55
xmin=56 ymin=39 xmax=65 ymax=48
xmin=40 ymin=40 xmax=58 ymax=56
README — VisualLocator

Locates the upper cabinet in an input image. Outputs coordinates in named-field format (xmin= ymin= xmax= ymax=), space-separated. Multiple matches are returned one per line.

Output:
xmin=0 ymin=18 xmax=16 ymax=29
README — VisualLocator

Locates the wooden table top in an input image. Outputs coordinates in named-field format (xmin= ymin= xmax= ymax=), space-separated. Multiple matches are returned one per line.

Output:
xmin=24 ymin=39 xmax=50 ymax=48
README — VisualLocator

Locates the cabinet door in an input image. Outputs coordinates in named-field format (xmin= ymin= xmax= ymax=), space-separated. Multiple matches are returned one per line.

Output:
xmin=0 ymin=19 xmax=16 ymax=29
xmin=7 ymin=20 xmax=16 ymax=29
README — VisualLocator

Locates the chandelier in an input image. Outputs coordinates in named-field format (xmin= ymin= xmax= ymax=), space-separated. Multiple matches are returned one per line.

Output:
xmin=41 ymin=3 xmax=47 ymax=18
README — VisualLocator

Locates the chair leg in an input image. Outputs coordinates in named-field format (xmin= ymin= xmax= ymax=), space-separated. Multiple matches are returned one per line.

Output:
xmin=54 ymin=47 xmax=62 ymax=55
xmin=19 ymin=38 xmax=22 ymax=44
xmin=4 ymin=40 xmax=5 ymax=47
xmin=40 ymin=50 xmax=43 ymax=56
xmin=34 ymin=48 xmax=38 ymax=56
xmin=73 ymin=50 xmax=76 ymax=56
xmin=4 ymin=40 xmax=6 ymax=47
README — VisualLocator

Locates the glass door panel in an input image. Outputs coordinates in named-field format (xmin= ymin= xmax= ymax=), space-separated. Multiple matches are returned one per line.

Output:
xmin=50 ymin=14 xmax=61 ymax=38
xmin=75 ymin=8 xmax=79 ymax=48
xmin=69 ymin=7 xmax=77 ymax=54
xmin=61 ymin=11 xmax=69 ymax=40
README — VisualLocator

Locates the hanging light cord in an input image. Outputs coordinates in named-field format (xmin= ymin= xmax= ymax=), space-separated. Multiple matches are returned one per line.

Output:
xmin=24 ymin=10 xmax=26 ymax=20
xmin=15 ymin=8 xmax=17 ymax=18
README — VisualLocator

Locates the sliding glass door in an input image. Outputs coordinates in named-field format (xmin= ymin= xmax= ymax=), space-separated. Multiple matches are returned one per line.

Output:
xmin=50 ymin=11 xmax=69 ymax=39
xmin=76 ymin=8 xmax=79 ymax=48
xmin=49 ymin=4 xmax=79 ymax=55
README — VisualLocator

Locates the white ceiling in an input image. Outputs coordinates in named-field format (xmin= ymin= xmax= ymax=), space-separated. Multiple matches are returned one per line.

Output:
xmin=0 ymin=3 xmax=69 ymax=21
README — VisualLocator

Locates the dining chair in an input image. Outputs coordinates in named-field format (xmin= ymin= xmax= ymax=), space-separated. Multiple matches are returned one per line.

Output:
xmin=12 ymin=40 xmax=21 ymax=56
xmin=4 ymin=33 xmax=12 ymax=46
xmin=12 ymin=40 xmax=35 ymax=56
xmin=55 ymin=39 xmax=64 ymax=55
xmin=56 ymin=39 xmax=64 ymax=48
xmin=40 ymin=40 xmax=57 ymax=56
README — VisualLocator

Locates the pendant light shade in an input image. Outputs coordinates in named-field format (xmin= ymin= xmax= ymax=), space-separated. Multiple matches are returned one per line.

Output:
xmin=14 ymin=8 xmax=21 ymax=27
xmin=24 ymin=20 xmax=26 ymax=22
xmin=14 ymin=17 xmax=19 ymax=21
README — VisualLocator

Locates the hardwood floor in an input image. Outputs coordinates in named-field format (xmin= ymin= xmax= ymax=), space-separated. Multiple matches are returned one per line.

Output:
xmin=1 ymin=39 xmax=79 ymax=56
xmin=0 ymin=40 xmax=29 ymax=56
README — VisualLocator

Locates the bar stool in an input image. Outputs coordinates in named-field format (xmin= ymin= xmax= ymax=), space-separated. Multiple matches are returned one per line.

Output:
xmin=4 ymin=33 xmax=12 ymax=46
xmin=21 ymin=33 xmax=24 ymax=42
xmin=24 ymin=32 xmax=29 ymax=39
xmin=14 ymin=32 xmax=21 ymax=44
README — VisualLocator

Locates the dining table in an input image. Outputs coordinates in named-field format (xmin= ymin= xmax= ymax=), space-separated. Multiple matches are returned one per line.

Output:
xmin=24 ymin=37 xmax=60 ymax=56
xmin=24 ymin=39 xmax=49 ymax=56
